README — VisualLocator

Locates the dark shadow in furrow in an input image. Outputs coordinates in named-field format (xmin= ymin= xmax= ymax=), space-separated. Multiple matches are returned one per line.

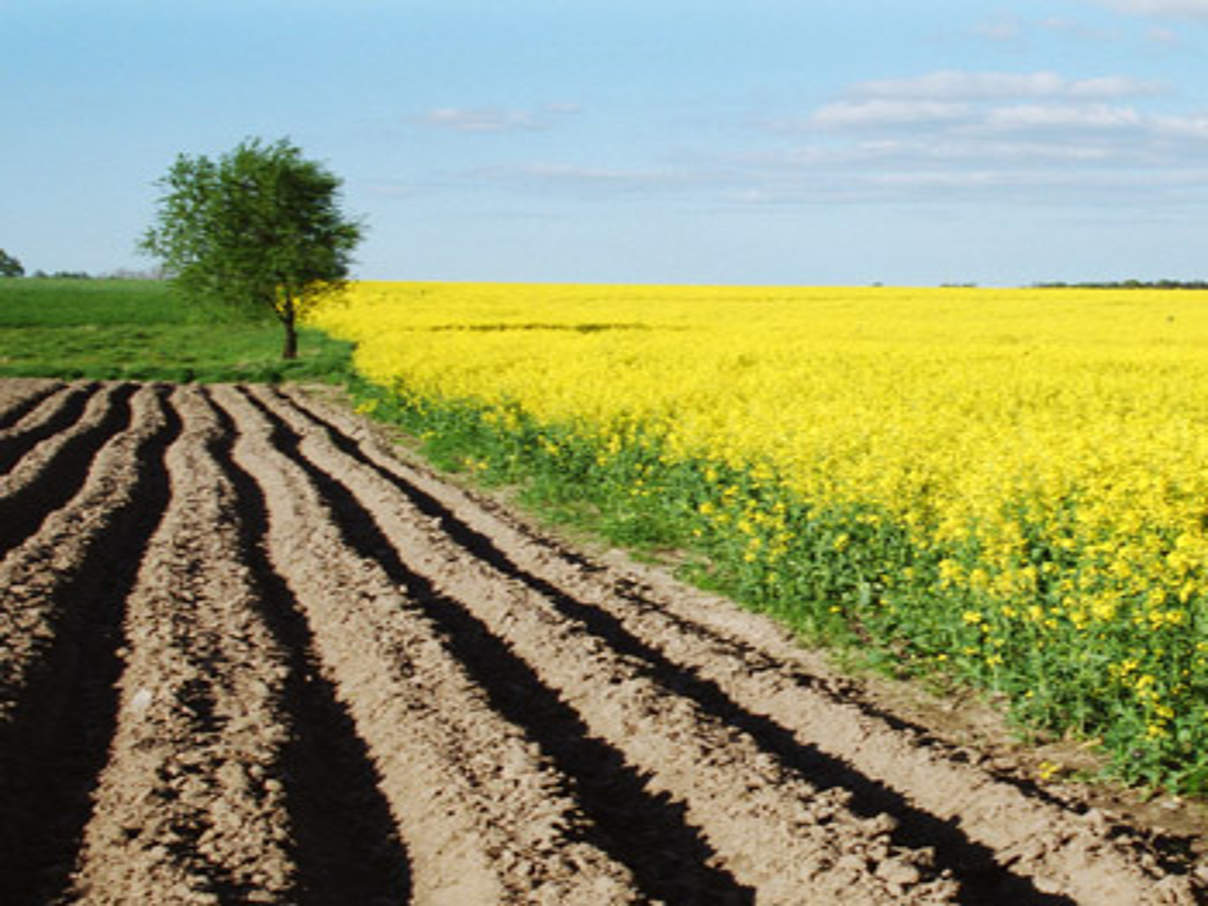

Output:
xmin=241 ymin=388 xmax=753 ymax=905
xmin=607 ymin=578 xmax=1087 ymax=801
xmin=0 ymin=386 xmax=180 ymax=906
xmin=607 ymin=582 xmax=1204 ymax=876
xmin=273 ymin=390 xmax=1079 ymax=906
xmin=201 ymin=390 xmax=412 ymax=906
xmin=0 ymin=383 xmax=97 ymax=476
xmin=0 ymin=384 xmax=136 ymax=558
xmin=0 ymin=382 xmax=67 ymax=432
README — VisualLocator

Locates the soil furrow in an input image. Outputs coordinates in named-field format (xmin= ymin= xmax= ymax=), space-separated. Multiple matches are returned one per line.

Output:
xmin=614 ymin=597 xmax=1204 ymax=904
xmin=68 ymin=385 xmax=301 ymax=904
xmin=2 ymin=378 xmax=1204 ymax=905
xmin=0 ymin=382 xmax=96 ymax=475
xmin=236 ymin=386 xmax=750 ymax=903
xmin=0 ymin=385 xmax=180 ymax=906
xmin=210 ymin=385 xmax=642 ymax=905
xmin=490 ymin=544 xmax=1206 ymax=905
xmin=273 ymin=393 xmax=1062 ymax=903
xmin=0 ymin=379 xmax=66 ymax=431
xmin=593 ymin=577 xmax=1206 ymax=904
xmin=0 ymin=382 xmax=136 ymax=556
xmin=251 ymin=385 xmax=960 ymax=904
xmin=0 ymin=381 xmax=76 ymax=437
xmin=200 ymin=389 xmax=413 ymax=904
xmin=280 ymin=385 xmax=1207 ymax=906
xmin=0 ymin=387 xmax=167 ymax=723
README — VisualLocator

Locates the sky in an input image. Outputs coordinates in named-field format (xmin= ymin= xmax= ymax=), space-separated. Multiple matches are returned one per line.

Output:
xmin=5 ymin=0 xmax=1208 ymax=286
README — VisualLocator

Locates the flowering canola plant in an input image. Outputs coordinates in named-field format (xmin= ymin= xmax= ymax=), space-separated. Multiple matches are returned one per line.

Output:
xmin=312 ymin=281 xmax=1208 ymax=790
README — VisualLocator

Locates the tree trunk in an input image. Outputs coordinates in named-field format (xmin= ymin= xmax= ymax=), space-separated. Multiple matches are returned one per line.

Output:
xmin=282 ymin=318 xmax=298 ymax=359
xmin=281 ymin=290 xmax=298 ymax=360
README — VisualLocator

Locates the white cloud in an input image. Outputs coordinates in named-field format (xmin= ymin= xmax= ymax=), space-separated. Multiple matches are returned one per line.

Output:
xmin=416 ymin=104 xmax=580 ymax=133
xmin=414 ymin=69 xmax=1208 ymax=217
xmin=739 ymin=137 xmax=1127 ymax=174
xmin=875 ymin=138 xmax=1120 ymax=163
xmin=1068 ymin=75 xmax=1164 ymax=97
xmin=470 ymin=162 xmax=725 ymax=195
xmin=866 ymin=170 xmax=1009 ymax=189
xmin=849 ymin=70 xmax=1162 ymax=101
xmin=421 ymin=108 xmax=540 ymax=133
xmin=1153 ymin=113 xmax=1208 ymax=138
xmin=507 ymin=163 xmax=675 ymax=185
xmin=727 ymin=65 xmax=1208 ymax=208
xmin=714 ymin=161 xmax=1208 ymax=209
xmin=984 ymin=103 xmax=1144 ymax=130
xmin=854 ymin=167 xmax=1208 ymax=193
xmin=810 ymin=99 xmax=971 ymax=129
xmin=853 ymin=71 xmax=1062 ymax=99
xmin=1086 ymin=0 xmax=1208 ymax=16
xmin=804 ymin=75 xmax=1165 ymax=146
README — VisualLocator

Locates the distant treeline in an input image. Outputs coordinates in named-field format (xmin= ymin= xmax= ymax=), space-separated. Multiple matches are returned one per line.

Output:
xmin=1033 ymin=279 xmax=1208 ymax=290
xmin=29 ymin=270 xmax=94 ymax=279
xmin=25 ymin=268 xmax=165 ymax=280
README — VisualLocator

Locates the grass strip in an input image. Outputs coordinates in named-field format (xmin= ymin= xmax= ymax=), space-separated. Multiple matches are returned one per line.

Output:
xmin=0 ymin=279 xmax=352 ymax=384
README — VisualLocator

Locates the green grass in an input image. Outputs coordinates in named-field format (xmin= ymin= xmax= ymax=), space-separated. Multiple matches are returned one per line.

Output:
xmin=0 ymin=278 xmax=353 ymax=382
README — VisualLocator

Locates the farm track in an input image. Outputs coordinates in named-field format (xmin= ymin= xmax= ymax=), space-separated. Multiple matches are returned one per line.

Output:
xmin=0 ymin=378 xmax=1202 ymax=906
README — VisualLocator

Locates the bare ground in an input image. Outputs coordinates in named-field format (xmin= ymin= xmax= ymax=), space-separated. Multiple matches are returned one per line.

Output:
xmin=0 ymin=378 xmax=1204 ymax=905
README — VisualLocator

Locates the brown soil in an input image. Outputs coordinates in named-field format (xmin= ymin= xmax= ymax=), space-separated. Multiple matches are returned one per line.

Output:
xmin=0 ymin=378 xmax=1204 ymax=905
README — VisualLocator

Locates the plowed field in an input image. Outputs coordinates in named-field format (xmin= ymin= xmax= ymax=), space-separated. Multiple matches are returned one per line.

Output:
xmin=1 ymin=378 xmax=1203 ymax=905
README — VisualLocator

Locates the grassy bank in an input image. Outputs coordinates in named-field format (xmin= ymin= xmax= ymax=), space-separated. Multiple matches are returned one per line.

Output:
xmin=0 ymin=278 xmax=352 ymax=383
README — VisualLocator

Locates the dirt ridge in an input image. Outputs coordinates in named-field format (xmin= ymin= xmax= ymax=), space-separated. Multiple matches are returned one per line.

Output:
xmin=0 ymin=383 xmax=136 ymax=554
xmin=0 ymin=379 xmax=68 ymax=433
xmin=0 ymin=378 xmax=1202 ymax=906
xmin=0 ymin=386 xmax=168 ymax=722
xmin=270 ymin=390 xmax=1067 ymax=901
xmin=203 ymin=386 xmax=413 ymax=902
xmin=0 ymin=382 xmax=96 ymax=475
xmin=245 ymin=385 xmax=956 ymax=904
xmin=212 ymin=383 xmax=643 ymax=905
xmin=275 ymin=382 xmax=1207 ymax=906
xmin=1 ymin=383 xmax=178 ymax=903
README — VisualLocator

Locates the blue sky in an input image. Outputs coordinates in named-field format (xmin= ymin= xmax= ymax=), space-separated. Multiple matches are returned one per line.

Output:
xmin=5 ymin=0 xmax=1208 ymax=285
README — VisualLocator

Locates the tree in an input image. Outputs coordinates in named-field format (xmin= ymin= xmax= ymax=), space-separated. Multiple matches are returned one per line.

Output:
xmin=139 ymin=137 xmax=363 ymax=359
xmin=0 ymin=249 xmax=24 ymax=277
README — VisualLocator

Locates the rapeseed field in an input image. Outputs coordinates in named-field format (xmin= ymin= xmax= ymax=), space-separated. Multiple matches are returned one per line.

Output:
xmin=313 ymin=281 xmax=1208 ymax=790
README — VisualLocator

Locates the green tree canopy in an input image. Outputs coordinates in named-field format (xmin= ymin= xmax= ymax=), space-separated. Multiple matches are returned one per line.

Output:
xmin=139 ymin=137 xmax=363 ymax=358
xmin=0 ymin=249 xmax=24 ymax=278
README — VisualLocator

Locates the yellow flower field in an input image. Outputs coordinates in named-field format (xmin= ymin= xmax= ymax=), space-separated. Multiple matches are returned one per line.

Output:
xmin=313 ymin=281 xmax=1208 ymax=789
